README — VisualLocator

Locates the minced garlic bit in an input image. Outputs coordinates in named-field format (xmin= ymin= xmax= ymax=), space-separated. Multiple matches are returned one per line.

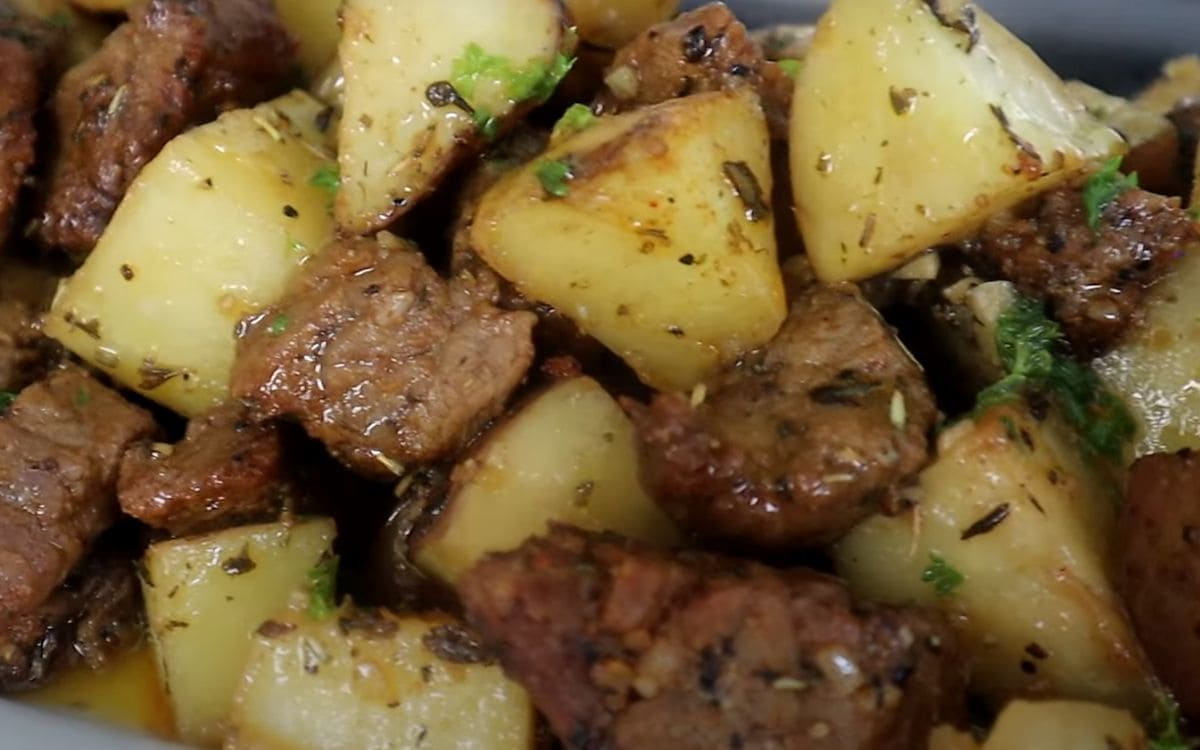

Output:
xmin=253 ymin=115 xmax=284 ymax=143
xmin=771 ymin=677 xmax=809 ymax=691
xmin=890 ymin=390 xmax=907 ymax=430
xmin=604 ymin=65 xmax=639 ymax=101
xmin=374 ymin=453 xmax=405 ymax=476
xmin=690 ymin=383 xmax=708 ymax=408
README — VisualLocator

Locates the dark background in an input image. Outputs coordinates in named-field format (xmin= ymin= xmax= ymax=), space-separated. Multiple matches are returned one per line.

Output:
xmin=700 ymin=0 xmax=1200 ymax=94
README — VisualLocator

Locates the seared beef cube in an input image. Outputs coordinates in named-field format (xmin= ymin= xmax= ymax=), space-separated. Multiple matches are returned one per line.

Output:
xmin=0 ymin=551 xmax=142 ymax=692
xmin=626 ymin=283 xmax=935 ymax=550
xmin=460 ymin=526 xmax=965 ymax=750
xmin=231 ymin=237 xmax=536 ymax=481
xmin=967 ymin=185 xmax=1194 ymax=354
xmin=1117 ymin=450 xmax=1200 ymax=718
xmin=118 ymin=403 xmax=284 ymax=536
xmin=597 ymin=3 xmax=792 ymax=138
xmin=36 ymin=0 xmax=295 ymax=259
xmin=0 ymin=366 xmax=156 ymax=620
xmin=0 ymin=5 xmax=60 ymax=246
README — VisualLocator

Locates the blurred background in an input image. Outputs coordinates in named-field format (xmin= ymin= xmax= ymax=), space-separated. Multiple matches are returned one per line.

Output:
xmin=691 ymin=0 xmax=1200 ymax=94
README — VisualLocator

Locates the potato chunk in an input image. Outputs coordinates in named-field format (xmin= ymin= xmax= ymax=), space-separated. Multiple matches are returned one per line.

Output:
xmin=274 ymin=0 xmax=341 ymax=78
xmin=413 ymin=376 xmax=680 ymax=584
xmin=225 ymin=608 xmax=534 ymax=750
xmin=471 ymin=89 xmax=786 ymax=391
xmin=337 ymin=0 xmax=565 ymax=234
xmin=791 ymin=0 xmax=1123 ymax=282
xmin=1094 ymin=244 xmax=1200 ymax=455
xmin=45 ymin=90 xmax=336 ymax=418
xmin=930 ymin=700 xmax=1147 ymax=750
xmin=835 ymin=405 xmax=1156 ymax=713
xmin=143 ymin=518 xmax=337 ymax=746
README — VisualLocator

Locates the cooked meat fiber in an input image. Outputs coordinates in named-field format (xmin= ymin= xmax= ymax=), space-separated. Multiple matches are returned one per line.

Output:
xmin=967 ymin=184 xmax=1195 ymax=354
xmin=597 ymin=3 xmax=792 ymax=138
xmin=36 ymin=0 xmax=295 ymax=260
xmin=0 ymin=551 xmax=142 ymax=692
xmin=0 ymin=256 xmax=65 ymax=392
xmin=0 ymin=366 xmax=156 ymax=621
xmin=118 ymin=403 xmax=285 ymax=536
xmin=460 ymin=526 xmax=965 ymax=750
xmin=626 ymin=283 xmax=935 ymax=550
xmin=231 ymin=237 xmax=536 ymax=481
xmin=0 ymin=6 xmax=60 ymax=246
xmin=1117 ymin=449 xmax=1200 ymax=719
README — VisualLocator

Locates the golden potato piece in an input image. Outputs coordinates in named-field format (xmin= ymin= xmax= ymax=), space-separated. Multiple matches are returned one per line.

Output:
xmin=791 ymin=0 xmax=1123 ymax=282
xmin=471 ymin=89 xmax=786 ymax=391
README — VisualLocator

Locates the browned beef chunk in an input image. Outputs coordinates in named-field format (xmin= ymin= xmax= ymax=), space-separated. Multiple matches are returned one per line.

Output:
xmin=231 ymin=237 xmax=536 ymax=481
xmin=0 ymin=366 xmax=156 ymax=621
xmin=0 ymin=6 xmax=60 ymax=246
xmin=0 ymin=256 xmax=65 ymax=392
xmin=626 ymin=284 xmax=935 ymax=550
xmin=597 ymin=2 xmax=792 ymax=138
xmin=118 ymin=403 xmax=285 ymax=536
xmin=1117 ymin=449 xmax=1200 ymax=719
xmin=0 ymin=550 xmax=142 ymax=692
xmin=36 ymin=0 xmax=295 ymax=260
xmin=460 ymin=526 xmax=965 ymax=750
xmin=966 ymin=184 xmax=1195 ymax=354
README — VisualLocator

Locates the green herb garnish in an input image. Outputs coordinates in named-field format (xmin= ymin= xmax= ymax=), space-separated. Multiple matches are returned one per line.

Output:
xmin=74 ymin=387 xmax=91 ymax=408
xmin=777 ymin=58 xmax=802 ymax=79
xmin=306 ymin=555 xmax=339 ymax=620
xmin=1081 ymin=156 xmax=1138 ymax=231
xmin=451 ymin=43 xmax=575 ymax=105
xmin=267 ymin=314 xmax=290 ymax=336
xmin=0 ymin=391 xmax=14 ymax=412
xmin=473 ymin=108 xmax=500 ymax=141
xmin=47 ymin=10 xmax=71 ymax=28
xmin=974 ymin=295 xmax=1135 ymax=459
xmin=1151 ymin=694 xmax=1194 ymax=750
xmin=552 ymin=103 xmax=597 ymax=141
xmin=921 ymin=553 xmax=964 ymax=597
xmin=309 ymin=164 xmax=339 ymax=195
xmin=535 ymin=159 xmax=574 ymax=198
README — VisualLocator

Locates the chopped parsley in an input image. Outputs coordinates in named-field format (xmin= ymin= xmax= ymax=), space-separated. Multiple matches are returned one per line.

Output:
xmin=1187 ymin=205 xmax=1200 ymax=221
xmin=450 ymin=43 xmax=575 ymax=138
xmin=777 ymin=58 xmax=802 ymax=79
xmin=74 ymin=387 xmax=91 ymax=408
xmin=921 ymin=553 xmax=964 ymax=597
xmin=1150 ymin=694 xmax=1193 ymax=750
xmin=1081 ymin=156 xmax=1138 ymax=231
xmin=535 ymin=159 xmax=574 ymax=198
xmin=306 ymin=555 xmax=339 ymax=620
xmin=267 ymin=314 xmax=290 ymax=336
xmin=552 ymin=103 xmax=598 ymax=141
xmin=310 ymin=164 xmax=339 ymax=193
xmin=47 ymin=10 xmax=71 ymax=28
xmin=0 ymin=391 xmax=14 ymax=412
xmin=974 ymin=295 xmax=1135 ymax=459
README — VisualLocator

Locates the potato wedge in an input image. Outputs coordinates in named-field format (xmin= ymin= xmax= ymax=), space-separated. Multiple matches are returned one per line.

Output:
xmin=562 ymin=0 xmax=678 ymax=49
xmin=1065 ymin=80 xmax=1180 ymax=194
xmin=275 ymin=0 xmax=342 ymax=79
xmin=413 ymin=377 xmax=681 ymax=584
xmin=929 ymin=700 xmax=1147 ymax=750
xmin=337 ymin=0 xmax=566 ymax=234
xmin=225 ymin=607 xmax=534 ymax=750
xmin=1094 ymin=243 xmax=1200 ymax=455
xmin=143 ymin=518 xmax=337 ymax=746
xmin=835 ymin=405 xmax=1156 ymax=713
xmin=1135 ymin=55 xmax=1200 ymax=114
xmin=471 ymin=89 xmax=786 ymax=391
xmin=45 ymin=90 xmax=337 ymax=418
xmin=791 ymin=0 xmax=1124 ymax=282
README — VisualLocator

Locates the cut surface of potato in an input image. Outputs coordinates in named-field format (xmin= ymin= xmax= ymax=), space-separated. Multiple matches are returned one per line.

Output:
xmin=562 ymin=0 xmax=678 ymax=49
xmin=929 ymin=700 xmax=1148 ymax=750
xmin=45 ymin=90 xmax=337 ymax=418
xmin=1095 ymin=243 xmax=1200 ymax=455
xmin=1135 ymin=55 xmax=1200 ymax=114
xmin=275 ymin=0 xmax=342 ymax=78
xmin=835 ymin=405 xmax=1155 ymax=713
xmin=471 ymin=89 xmax=786 ymax=391
xmin=337 ymin=0 xmax=564 ymax=234
xmin=225 ymin=608 xmax=534 ymax=750
xmin=791 ymin=0 xmax=1123 ymax=282
xmin=413 ymin=377 xmax=680 ymax=584
xmin=143 ymin=518 xmax=336 ymax=747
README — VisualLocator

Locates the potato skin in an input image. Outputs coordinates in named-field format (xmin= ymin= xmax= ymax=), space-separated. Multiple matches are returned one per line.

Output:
xmin=1118 ymin=449 xmax=1200 ymax=718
